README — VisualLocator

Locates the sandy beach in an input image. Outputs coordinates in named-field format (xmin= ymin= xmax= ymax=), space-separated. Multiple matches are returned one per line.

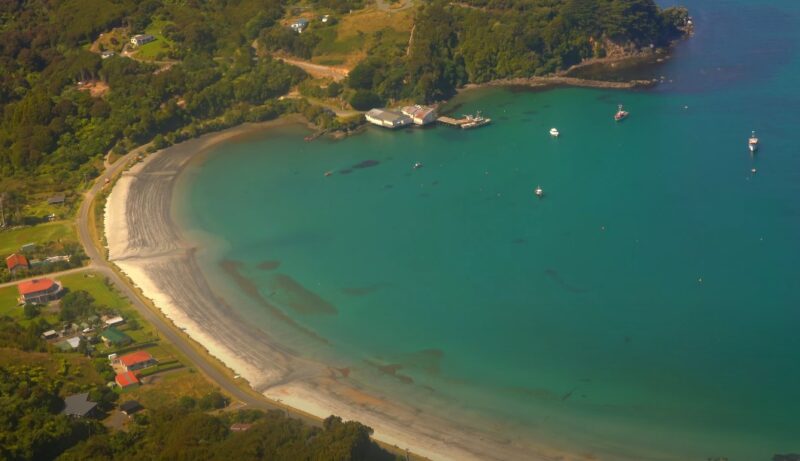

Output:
xmin=104 ymin=118 xmax=595 ymax=461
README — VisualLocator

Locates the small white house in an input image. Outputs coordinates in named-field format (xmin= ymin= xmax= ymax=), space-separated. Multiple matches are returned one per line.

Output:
xmin=290 ymin=19 xmax=309 ymax=33
xmin=41 ymin=330 xmax=58 ymax=340
xmin=103 ymin=315 xmax=125 ymax=327
xmin=130 ymin=34 xmax=155 ymax=47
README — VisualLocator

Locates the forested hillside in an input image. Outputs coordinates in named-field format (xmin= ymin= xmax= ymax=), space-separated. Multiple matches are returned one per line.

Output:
xmin=344 ymin=0 xmax=688 ymax=104
xmin=0 ymin=0 xmax=313 ymax=217
xmin=0 ymin=359 xmax=398 ymax=461
xmin=0 ymin=0 xmax=686 ymax=218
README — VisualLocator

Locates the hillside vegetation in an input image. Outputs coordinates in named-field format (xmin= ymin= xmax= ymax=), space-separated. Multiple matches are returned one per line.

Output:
xmin=341 ymin=0 xmax=688 ymax=104
xmin=0 ymin=0 xmax=686 ymax=212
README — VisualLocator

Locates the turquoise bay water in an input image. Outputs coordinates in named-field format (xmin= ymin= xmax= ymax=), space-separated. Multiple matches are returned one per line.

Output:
xmin=178 ymin=1 xmax=800 ymax=459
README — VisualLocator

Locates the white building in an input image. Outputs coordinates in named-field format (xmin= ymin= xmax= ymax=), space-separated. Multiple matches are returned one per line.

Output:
xmin=130 ymin=34 xmax=155 ymax=47
xmin=290 ymin=19 xmax=309 ymax=33
xmin=103 ymin=315 xmax=125 ymax=327
xmin=365 ymin=109 xmax=413 ymax=129
xmin=401 ymin=105 xmax=437 ymax=125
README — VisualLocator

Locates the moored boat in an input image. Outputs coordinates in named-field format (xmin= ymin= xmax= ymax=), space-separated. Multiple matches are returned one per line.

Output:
xmin=550 ymin=128 xmax=559 ymax=137
xmin=748 ymin=131 xmax=759 ymax=152
xmin=615 ymin=104 xmax=629 ymax=122
xmin=535 ymin=185 xmax=544 ymax=198
xmin=413 ymin=162 xmax=423 ymax=169
xmin=461 ymin=111 xmax=491 ymax=129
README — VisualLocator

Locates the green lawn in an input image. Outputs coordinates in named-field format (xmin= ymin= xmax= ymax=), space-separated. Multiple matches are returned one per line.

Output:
xmin=0 ymin=285 xmax=22 ymax=319
xmin=135 ymin=20 xmax=174 ymax=60
xmin=59 ymin=272 xmax=128 ymax=310
xmin=0 ymin=221 xmax=76 ymax=256
xmin=136 ymin=40 xmax=169 ymax=59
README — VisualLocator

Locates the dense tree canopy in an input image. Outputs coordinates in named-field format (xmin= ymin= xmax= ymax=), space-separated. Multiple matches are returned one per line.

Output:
xmin=58 ymin=407 xmax=400 ymax=461
xmin=341 ymin=0 xmax=688 ymax=102
xmin=0 ymin=0 xmax=307 ymax=217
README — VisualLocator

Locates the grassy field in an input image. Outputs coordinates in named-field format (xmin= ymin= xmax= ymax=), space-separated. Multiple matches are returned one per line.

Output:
xmin=121 ymin=368 xmax=217 ymax=407
xmin=311 ymin=8 xmax=413 ymax=68
xmin=60 ymin=272 xmax=128 ymax=310
xmin=0 ymin=285 xmax=22 ymax=319
xmin=0 ymin=221 xmax=76 ymax=256
xmin=0 ymin=348 xmax=104 ymax=387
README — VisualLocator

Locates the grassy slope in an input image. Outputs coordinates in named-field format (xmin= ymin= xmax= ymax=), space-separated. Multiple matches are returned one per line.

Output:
xmin=0 ymin=347 xmax=104 ymax=387
xmin=59 ymin=272 xmax=128 ymax=310
xmin=120 ymin=369 xmax=217 ymax=407
xmin=0 ymin=221 xmax=77 ymax=256
xmin=0 ymin=285 xmax=21 ymax=319
xmin=311 ymin=8 xmax=414 ymax=68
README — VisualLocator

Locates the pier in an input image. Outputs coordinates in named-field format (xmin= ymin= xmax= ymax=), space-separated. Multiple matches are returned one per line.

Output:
xmin=437 ymin=116 xmax=468 ymax=127
xmin=437 ymin=112 xmax=491 ymax=129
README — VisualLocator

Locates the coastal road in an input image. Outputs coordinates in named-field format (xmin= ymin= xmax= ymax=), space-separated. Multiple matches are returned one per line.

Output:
xmin=74 ymin=148 xmax=320 ymax=424
xmin=0 ymin=266 xmax=92 ymax=289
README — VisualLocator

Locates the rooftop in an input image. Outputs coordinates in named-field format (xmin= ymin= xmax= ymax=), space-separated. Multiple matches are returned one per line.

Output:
xmin=366 ymin=108 xmax=410 ymax=123
xmin=104 ymin=315 xmax=125 ymax=326
xmin=119 ymin=400 xmax=143 ymax=414
xmin=62 ymin=393 xmax=97 ymax=417
xmin=119 ymin=350 xmax=155 ymax=367
xmin=401 ymin=105 xmax=436 ymax=118
xmin=115 ymin=372 xmax=140 ymax=388
xmin=100 ymin=327 xmax=131 ymax=344
xmin=5 ymin=253 xmax=28 ymax=270
xmin=17 ymin=278 xmax=55 ymax=295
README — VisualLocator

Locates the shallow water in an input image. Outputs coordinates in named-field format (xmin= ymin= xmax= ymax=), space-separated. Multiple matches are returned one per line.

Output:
xmin=177 ymin=1 xmax=800 ymax=459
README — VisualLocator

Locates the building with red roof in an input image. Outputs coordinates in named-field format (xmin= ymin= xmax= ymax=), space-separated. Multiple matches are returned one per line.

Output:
xmin=118 ymin=351 xmax=157 ymax=372
xmin=5 ymin=254 xmax=29 ymax=274
xmin=17 ymin=278 xmax=63 ymax=304
xmin=115 ymin=371 xmax=140 ymax=388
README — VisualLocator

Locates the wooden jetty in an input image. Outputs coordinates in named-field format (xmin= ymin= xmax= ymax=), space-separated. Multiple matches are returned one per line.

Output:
xmin=437 ymin=116 xmax=467 ymax=127
xmin=437 ymin=112 xmax=491 ymax=129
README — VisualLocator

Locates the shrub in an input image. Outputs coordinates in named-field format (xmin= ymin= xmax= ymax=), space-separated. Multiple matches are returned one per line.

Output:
xmin=349 ymin=90 xmax=382 ymax=111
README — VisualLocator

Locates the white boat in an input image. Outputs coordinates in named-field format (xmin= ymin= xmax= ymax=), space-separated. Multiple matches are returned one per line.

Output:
xmin=748 ymin=131 xmax=759 ymax=152
xmin=549 ymin=128 xmax=559 ymax=137
xmin=535 ymin=185 xmax=543 ymax=198
xmin=413 ymin=162 xmax=423 ymax=169
xmin=615 ymin=104 xmax=629 ymax=122
xmin=461 ymin=111 xmax=491 ymax=129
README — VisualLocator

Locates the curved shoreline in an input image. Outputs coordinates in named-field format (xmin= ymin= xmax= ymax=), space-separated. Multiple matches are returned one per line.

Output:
xmin=104 ymin=116 xmax=598 ymax=461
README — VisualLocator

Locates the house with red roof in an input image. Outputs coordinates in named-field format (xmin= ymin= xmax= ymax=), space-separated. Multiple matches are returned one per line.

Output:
xmin=118 ymin=351 xmax=157 ymax=372
xmin=17 ymin=278 xmax=63 ymax=304
xmin=115 ymin=371 xmax=140 ymax=388
xmin=5 ymin=254 xmax=29 ymax=274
